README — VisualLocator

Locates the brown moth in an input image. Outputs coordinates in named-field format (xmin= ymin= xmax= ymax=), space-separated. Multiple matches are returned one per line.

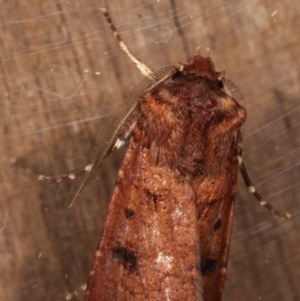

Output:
xmin=84 ymin=48 xmax=242 ymax=299
xmin=37 ymin=8 xmax=290 ymax=301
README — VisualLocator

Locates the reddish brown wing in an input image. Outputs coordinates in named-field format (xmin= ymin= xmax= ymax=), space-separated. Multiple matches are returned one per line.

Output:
xmin=85 ymin=127 xmax=202 ymax=301
xmin=84 ymin=52 xmax=246 ymax=301
xmin=192 ymin=140 xmax=239 ymax=301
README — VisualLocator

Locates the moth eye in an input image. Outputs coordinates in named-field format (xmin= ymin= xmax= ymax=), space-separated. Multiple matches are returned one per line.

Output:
xmin=217 ymin=79 xmax=224 ymax=89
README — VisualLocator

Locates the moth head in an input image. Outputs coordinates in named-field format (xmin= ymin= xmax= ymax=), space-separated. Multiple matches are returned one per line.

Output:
xmin=180 ymin=48 xmax=225 ymax=81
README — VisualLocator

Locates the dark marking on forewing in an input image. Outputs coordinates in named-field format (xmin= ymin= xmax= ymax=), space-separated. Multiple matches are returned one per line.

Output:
xmin=112 ymin=247 xmax=137 ymax=272
xmin=124 ymin=208 xmax=135 ymax=219
xmin=200 ymin=258 xmax=218 ymax=275
xmin=213 ymin=218 xmax=222 ymax=231
xmin=143 ymin=188 xmax=158 ymax=204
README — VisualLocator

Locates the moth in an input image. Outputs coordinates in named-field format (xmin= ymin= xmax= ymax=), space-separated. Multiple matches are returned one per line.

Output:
xmin=39 ymin=8 xmax=290 ymax=301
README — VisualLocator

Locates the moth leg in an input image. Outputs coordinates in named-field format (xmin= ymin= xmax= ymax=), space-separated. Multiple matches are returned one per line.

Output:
xmin=65 ymin=283 xmax=86 ymax=300
xmin=238 ymin=146 xmax=291 ymax=219
xmin=37 ymin=120 xmax=137 ymax=184
xmin=101 ymin=8 xmax=153 ymax=76
xmin=38 ymin=165 xmax=93 ymax=183
xmin=38 ymin=122 xmax=137 ymax=183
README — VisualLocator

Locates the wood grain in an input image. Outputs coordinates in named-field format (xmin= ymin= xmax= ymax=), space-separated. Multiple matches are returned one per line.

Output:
xmin=0 ymin=0 xmax=299 ymax=300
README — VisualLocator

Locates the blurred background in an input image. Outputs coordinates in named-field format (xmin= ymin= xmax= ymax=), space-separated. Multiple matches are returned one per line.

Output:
xmin=0 ymin=0 xmax=299 ymax=300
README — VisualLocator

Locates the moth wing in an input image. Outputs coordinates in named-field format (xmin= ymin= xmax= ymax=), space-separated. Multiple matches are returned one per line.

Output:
xmin=85 ymin=130 xmax=203 ymax=301
xmin=192 ymin=137 xmax=239 ymax=301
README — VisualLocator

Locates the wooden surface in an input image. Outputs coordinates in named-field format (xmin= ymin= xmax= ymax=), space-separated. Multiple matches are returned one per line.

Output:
xmin=0 ymin=0 xmax=299 ymax=300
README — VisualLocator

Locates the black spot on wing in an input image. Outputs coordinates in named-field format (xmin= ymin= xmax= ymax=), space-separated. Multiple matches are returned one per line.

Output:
xmin=200 ymin=258 xmax=218 ymax=275
xmin=124 ymin=208 xmax=135 ymax=219
xmin=213 ymin=218 xmax=222 ymax=231
xmin=112 ymin=247 xmax=137 ymax=272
